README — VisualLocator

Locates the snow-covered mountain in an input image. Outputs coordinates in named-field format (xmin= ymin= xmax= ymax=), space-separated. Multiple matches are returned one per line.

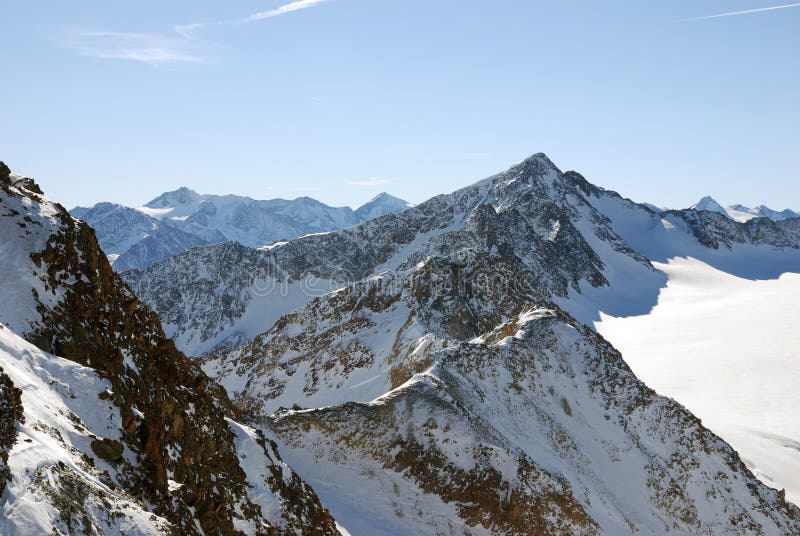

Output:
xmin=70 ymin=202 xmax=209 ymax=271
xmin=354 ymin=192 xmax=413 ymax=221
xmin=72 ymin=188 xmax=411 ymax=271
xmin=686 ymin=196 xmax=799 ymax=223
xmin=689 ymin=195 xmax=729 ymax=216
xmin=0 ymin=163 xmax=336 ymax=534
xmin=727 ymin=203 xmax=800 ymax=222
xmin=124 ymin=154 xmax=800 ymax=533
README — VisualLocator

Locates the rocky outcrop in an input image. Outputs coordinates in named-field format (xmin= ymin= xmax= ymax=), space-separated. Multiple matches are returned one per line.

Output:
xmin=261 ymin=307 xmax=800 ymax=534
xmin=0 ymin=367 xmax=23 ymax=496
xmin=0 ymin=170 xmax=338 ymax=534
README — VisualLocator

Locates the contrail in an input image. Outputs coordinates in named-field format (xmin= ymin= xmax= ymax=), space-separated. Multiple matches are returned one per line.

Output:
xmin=688 ymin=2 xmax=800 ymax=20
xmin=176 ymin=0 xmax=330 ymax=38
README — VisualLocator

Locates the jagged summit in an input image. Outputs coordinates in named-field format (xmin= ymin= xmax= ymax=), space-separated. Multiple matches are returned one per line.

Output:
xmin=504 ymin=151 xmax=560 ymax=177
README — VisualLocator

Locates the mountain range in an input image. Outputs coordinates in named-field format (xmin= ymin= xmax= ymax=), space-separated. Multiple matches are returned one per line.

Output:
xmin=688 ymin=196 xmax=799 ymax=222
xmin=117 ymin=153 xmax=800 ymax=533
xmin=71 ymin=189 xmax=411 ymax=272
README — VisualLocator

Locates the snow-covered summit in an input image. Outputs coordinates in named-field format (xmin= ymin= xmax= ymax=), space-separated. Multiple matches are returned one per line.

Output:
xmin=690 ymin=195 xmax=729 ymax=215
xmin=355 ymin=192 xmax=413 ymax=220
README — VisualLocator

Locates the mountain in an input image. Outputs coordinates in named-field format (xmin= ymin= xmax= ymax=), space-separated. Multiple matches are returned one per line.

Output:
xmin=354 ymin=192 xmax=413 ymax=221
xmin=687 ymin=197 xmax=799 ymax=223
xmin=727 ymin=203 xmax=800 ymax=222
xmin=689 ymin=196 xmax=728 ymax=216
xmin=0 ymin=163 xmax=337 ymax=534
xmin=71 ymin=188 xmax=411 ymax=271
xmin=70 ymin=202 xmax=209 ymax=271
xmin=124 ymin=154 xmax=800 ymax=533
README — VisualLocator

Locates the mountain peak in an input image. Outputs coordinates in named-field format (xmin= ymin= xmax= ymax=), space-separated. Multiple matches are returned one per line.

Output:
xmin=690 ymin=196 xmax=727 ymax=215
xmin=355 ymin=192 xmax=411 ymax=220
xmin=144 ymin=186 xmax=203 ymax=208
xmin=520 ymin=152 xmax=558 ymax=169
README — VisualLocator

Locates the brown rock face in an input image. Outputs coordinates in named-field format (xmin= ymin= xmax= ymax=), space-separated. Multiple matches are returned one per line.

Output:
xmin=2 ymin=172 xmax=337 ymax=534
xmin=0 ymin=367 xmax=24 ymax=496
xmin=90 ymin=438 xmax=125 ymax=464
xmin=0 ymin=161 xmax=10 ymax=182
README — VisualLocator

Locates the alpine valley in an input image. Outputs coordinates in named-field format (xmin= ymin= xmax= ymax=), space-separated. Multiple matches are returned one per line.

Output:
xmin=3 ymin=154 xmax=800 ymax=535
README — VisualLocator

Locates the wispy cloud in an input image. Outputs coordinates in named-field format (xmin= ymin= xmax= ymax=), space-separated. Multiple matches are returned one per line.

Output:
xmin=348 ymin=178 xmax=391 ymax=187
xmin=62 ymin=30 xmax=210 ymax=66
xmin=687 ymin=2 xmax=800 ymax=21
xmin=176 ymin=0 xmax=330 ymax=38
xmin=61 ymin=1 xmax=330 ymax=65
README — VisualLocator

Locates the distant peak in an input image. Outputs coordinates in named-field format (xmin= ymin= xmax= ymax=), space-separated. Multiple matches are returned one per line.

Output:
xmin=366 ymin=192 xmax=404 ymax=204
xmin=690 ymin=196 xmax=727 ymax=214
xmin=355 ymin=192 xmax=411 ymax=219
xmin=144 ymin=187 xmax=203 ymax=208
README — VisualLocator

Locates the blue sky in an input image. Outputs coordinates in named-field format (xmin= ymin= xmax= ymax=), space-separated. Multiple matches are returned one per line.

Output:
xmin=1 ymin=1 xmax=798 ymax=210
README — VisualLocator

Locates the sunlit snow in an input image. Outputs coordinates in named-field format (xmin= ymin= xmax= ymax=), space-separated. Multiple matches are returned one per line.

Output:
xmin=597 ymin=256 xmax=800 ymax=505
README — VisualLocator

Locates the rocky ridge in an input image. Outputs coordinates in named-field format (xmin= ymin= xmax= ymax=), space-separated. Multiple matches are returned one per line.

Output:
xmin=174 ymin=154 xmax=800 ymax=533
xmin=0 ymin=162 xmax=337 ymax=534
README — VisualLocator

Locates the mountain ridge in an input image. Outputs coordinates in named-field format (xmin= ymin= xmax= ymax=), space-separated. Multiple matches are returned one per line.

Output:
xmin=0 ymin=164 xmax=338 ymax=534
xmin=72 ymin=188 xmax=412 ymax=271
xmin=122 ymin=153 xmax=800 ymax=532
xmin=685 ymin=196 xmax=800 ymax=223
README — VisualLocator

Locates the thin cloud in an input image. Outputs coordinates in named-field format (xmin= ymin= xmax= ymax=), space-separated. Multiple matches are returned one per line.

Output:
xmin=687 ymin=2 xmax=800 ymax=21
xmin=62 ymin=30 xmax=209 ymax=66
xmin=61 ymin=1 xmax=329 ymax=65
xmin=348 ymin=178 xmax=391 ymax=187
xmin=177 ymin=0 xmax=330 ymax=38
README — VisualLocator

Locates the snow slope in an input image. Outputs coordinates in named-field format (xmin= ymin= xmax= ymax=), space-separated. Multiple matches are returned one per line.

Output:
xmin=0 ymin=323 xmax=171 ymax=535
xmin=690 ymin=196 xmax=728 ymax=216
xmin=597 ymin=256 xmax=800 ymax=505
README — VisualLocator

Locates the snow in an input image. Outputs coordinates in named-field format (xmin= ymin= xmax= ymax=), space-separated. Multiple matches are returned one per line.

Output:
xmin=0 ymin=324 xmax=169 ymax=535
xmin=226 ymin=419 xmax=287 ymax=531
xmin=134 ymin=206 xmax=176 ymax=219
xmin=596 ymin=256 xmax=800 ymax=505
xmin=683 ymin=198 xmax=799 ymax=223
xmin=355 ymin=193 xmax=413 ymax=221
xmin=0 ymin=182 xmax=64 ymax=334
xmin=690 ymin=196 xmax=728 ymax=216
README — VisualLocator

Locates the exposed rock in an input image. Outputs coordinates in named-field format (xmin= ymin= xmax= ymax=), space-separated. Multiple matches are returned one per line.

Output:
xmin=0 ymin=167 xmax=338 ymax=534
xmin=90 ymin=438 xmax=124 ymax=464
xmin=0 ymin=366 xmax=24 ymax=496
